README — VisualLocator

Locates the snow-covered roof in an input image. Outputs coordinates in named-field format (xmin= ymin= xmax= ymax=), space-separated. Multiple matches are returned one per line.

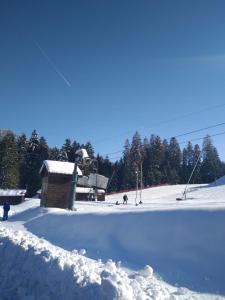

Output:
xmin=76 ymin=187 xmax=105 ymax=194
xmin=0 ymin=189 xmax=26 ymax=197
xmin=40 ymin=160 xmax=82 ymax=176
xmin=76 ymin=187 xmax=92 ymax=193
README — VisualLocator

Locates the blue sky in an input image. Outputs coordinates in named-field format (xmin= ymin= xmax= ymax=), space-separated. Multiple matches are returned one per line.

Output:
xmin=0 ymin=0 xmax=225 ymax=160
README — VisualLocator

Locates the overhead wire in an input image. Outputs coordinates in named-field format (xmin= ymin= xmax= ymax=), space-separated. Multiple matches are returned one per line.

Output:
xmin=93 ymin=102 xmax=225 ymax=145
xmin=104 ymin=122 xmax=225 ymax=156
xmin=172 ymin=122 xmax=225 ymax=139
xmin=105 ymin=130 xmax=225 ymax=161
xmin=179 ymin=131 xmax=225 ymax=145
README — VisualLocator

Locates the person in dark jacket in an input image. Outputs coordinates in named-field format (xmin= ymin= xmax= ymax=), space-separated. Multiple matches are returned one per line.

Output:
xmin=2 ymin=201 xmax=10 ymax=221
xmin=123 ymin=194 xmax=128 ymax=205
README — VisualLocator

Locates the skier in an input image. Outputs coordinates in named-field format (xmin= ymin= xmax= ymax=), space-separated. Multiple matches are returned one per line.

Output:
xmin=123 ymin=194 xmax=128 ymax=205
xmin=2 ymin=201 xmax=10 ymax=221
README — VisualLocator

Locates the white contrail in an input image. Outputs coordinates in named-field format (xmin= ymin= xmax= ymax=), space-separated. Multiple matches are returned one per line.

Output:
xmin=33 ymin=39 xmax=71 ymax=87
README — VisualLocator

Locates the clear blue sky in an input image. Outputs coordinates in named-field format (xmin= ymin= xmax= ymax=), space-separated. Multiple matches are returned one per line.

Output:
xmin=0 ymin=0 xmax=225 ymax=160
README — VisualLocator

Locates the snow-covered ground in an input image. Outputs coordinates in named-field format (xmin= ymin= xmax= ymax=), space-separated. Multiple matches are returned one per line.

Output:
xmin=1 ymin=183 xmax=225 ymax=299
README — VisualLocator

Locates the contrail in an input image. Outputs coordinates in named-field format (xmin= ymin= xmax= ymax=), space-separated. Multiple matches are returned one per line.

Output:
xmin=33 ymin=39 xmax=71 ymax=87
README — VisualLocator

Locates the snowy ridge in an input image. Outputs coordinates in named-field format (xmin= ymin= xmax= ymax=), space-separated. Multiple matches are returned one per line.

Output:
xmin=0 ymin=227 xmax=173 ymax=300
xmin=214 ymin=175 xmax=225 ymax=186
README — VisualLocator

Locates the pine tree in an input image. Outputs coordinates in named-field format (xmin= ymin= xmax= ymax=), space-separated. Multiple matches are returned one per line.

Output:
xmin=142 ymin=137 xmax=150 ymax=186
xmin=107 ymin=161 xmax=121 ymax=192
xmin=150 ymin=135 xmax=164 ymax=184
xmin=186 ymin=141 xmax=194 ymax=168
xmin=219 ymin=161 xmax=225 ymax=179
xmin=201 ymin=135 xmax=221 ymax=183
xmin=167 ymin=137 xmax=182 ymax=183
xmin=39 ymin=136 xmax=49 ymax=163
xmin=142 ymin=135 xmax=165 ymax=186
xmin=161 ymin=139 xmax=170 ymax=184
xmin=181 ymin=148 xmax=188 ymax=183
xmin=183 ymin=142 xmax=194 ymax=183
xmin=71 ymin=140 xmax=81 ymax=162
xmin=96 ymin=155 xmax=113 ymax=181
xmin=0 ymin=133 xmax=19 ymax=189
xmin=58 ymin=149 xmax=68 ymax=161
xmin=17 ymin=133 xmax=28 ymax=188
xmin=61 ymin=139 xmax=73 ymax=162
xmin=84 ymin=142 xmax=94 ymax=158
xmin=129 ymin=131 xmax=143 ymax=188
xmin=25 ymin=130 xmax=42 ymax=196
xmin=121 ymin=139 xmax=132 ymax=189
xmin=142 ymin=135 xmax=153 ymax=186
xmin=49 ymin=147 xmax=61 ymax=160
xmin=192 ymin=144 xmax=202 ymax=183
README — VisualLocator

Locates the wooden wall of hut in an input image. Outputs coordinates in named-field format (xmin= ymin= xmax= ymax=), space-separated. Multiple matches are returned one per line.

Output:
xmin=41 ymin=174 xmax=71 ymax=209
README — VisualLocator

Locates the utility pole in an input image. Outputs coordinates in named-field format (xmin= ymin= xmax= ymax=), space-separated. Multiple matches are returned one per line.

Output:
xmin=135 ymin=167 xmax=138 ymax=206
xmin=183 ymin=152 xmax=201 ymax=200
xmin=68 ymin=161 xmax=78 ymax=210
xmin=139 ymin=161 xmax=143 ymax=204
xmin=68 ymin=148 xmax=90 ymax=210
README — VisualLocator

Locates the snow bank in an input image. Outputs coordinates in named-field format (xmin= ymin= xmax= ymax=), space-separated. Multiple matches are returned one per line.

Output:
xmin=214 ymin=175 xmax=225 ymax=186
xmin=0 ymin=227 xmax=173 ymax=300
xmin=2 ymin=184 xmax=225 ymax=299
xmin=22 ymin=208 xmax=225 ymax=296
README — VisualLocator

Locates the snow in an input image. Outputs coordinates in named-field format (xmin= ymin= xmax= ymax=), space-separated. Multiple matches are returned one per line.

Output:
xmin=0 ymin=189 xmax=26 ymax=196
xmin=76 ymin=187 xmax=105 ymax=194
xmin=1 ymin=184 xmax=225 ymax=299
xmin=40 ymin=160 xmax=82 ymax=176
xmin=214 ymin=175 xmax=225 ymax=186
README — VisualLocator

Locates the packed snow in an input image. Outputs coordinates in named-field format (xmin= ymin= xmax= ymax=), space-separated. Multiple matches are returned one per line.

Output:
xmin=40 ymin=160 xmax=82 ymax=175
xmin=214 ymin=175 xmax=225 ymax=186
xmin=0 ymin=189 xmax=26 ymax=196
xmin=1 ymin=183 xmax=225 ymax=299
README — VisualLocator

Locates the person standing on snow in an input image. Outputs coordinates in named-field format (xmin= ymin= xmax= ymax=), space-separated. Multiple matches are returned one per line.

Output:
xmin=2 ymin=201 xmax=10 ymax=221
xmin=123 ymin=194 xmax=128 ymax=204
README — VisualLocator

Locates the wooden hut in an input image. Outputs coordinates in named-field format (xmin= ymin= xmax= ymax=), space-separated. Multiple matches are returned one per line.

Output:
xmin=39 ymin=160 xmax=82 ymax=209
xmin=39 ymin=160 xmax=106 ymax=209
xmin=0 ymin=189 xmax=26 ymax=205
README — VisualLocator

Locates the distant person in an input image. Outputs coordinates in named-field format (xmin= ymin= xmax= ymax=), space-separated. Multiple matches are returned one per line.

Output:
xmin=2 ymin=201 xmax=10 ymax=221
xmin=123 ymin=194 xmax=128 ymax=205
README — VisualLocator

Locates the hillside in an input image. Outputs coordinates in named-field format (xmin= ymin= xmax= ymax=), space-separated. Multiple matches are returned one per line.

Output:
xmin=1 ymin=184 xmax=225 ymax=299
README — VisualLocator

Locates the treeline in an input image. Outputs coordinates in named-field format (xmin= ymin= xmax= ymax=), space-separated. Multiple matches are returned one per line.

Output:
xmin=0 ymin=130 xmax=224 ymax=196
xmin=0 ymin=130 xmax=94 ymax=196
xmin=107 ymin=132 xmax=225 ymax=192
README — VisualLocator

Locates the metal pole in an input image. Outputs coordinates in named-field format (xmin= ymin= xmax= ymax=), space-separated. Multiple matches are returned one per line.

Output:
xmin=106 ymin=169 xmax=115 ymax=194
xmin=95 ymin=160 xmax=98 ymax=201
xmin=95 ymin=173 xmax=97 ymax=201
xmin=139 ymin=161 xmax=143 ymax=204
xmin=68 ymin=161 xmax=78 ymax=210
xmin=135 ymin=167 xmax=138 ymax=206
xmin=183 ymin=152 xmax=201 ymax=198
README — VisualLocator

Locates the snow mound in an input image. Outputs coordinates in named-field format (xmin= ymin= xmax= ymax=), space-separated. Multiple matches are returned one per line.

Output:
xmin=214 ymin=175 xmax=225 ymax=186
xmin=0 ymin=227 xmax=173 ymax=300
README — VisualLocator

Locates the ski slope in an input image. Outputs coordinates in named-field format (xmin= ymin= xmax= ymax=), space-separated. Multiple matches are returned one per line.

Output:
xmin=1 ymin=183 xmax=225 ymax=299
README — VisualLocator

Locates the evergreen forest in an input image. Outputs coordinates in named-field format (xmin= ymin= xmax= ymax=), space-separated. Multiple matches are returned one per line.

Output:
xmin=0 ymin=130 xmax=224 ymax=196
